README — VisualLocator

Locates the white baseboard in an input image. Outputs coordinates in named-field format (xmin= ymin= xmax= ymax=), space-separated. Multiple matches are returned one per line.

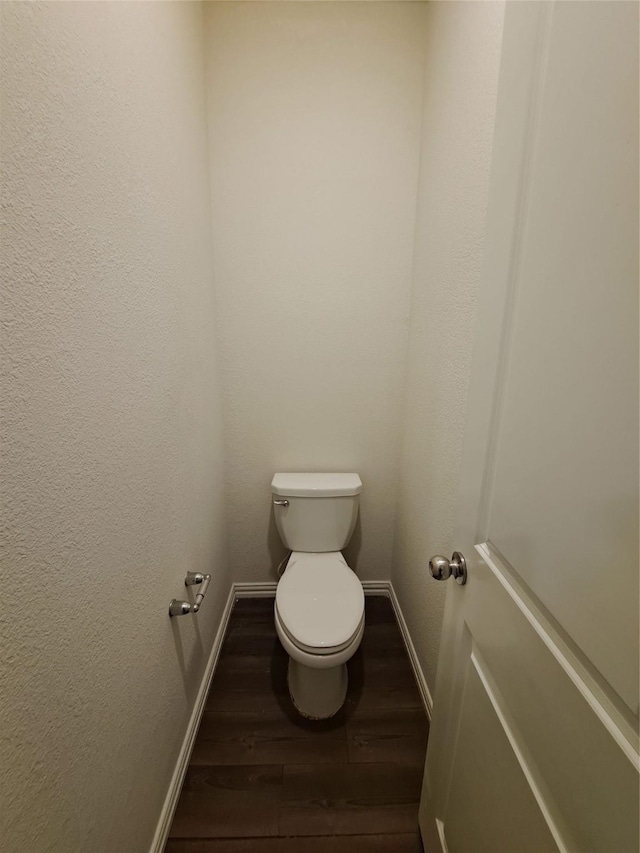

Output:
xmin=360 ymin=580 xmax=392 ymax=596
xmin=151 ymin=577 xmax=432 ymax=852
xmin=149 ymin=583 xmax=236 ymax=853
xmin=234 ymin=581 xmax=277 ymax=597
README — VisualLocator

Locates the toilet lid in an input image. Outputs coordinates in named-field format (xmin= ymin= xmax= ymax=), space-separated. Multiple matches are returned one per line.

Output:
xmin=276 ymin=552 xmax=364 ymax=651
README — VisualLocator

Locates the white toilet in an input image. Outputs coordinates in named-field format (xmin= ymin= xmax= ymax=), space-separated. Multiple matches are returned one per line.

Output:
xmin=272 ymin=472 xmax=365 ymax=719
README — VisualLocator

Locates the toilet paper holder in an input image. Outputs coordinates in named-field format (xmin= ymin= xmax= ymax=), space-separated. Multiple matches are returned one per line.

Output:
xmin=169 ymin=572 xmax=212 ymax=617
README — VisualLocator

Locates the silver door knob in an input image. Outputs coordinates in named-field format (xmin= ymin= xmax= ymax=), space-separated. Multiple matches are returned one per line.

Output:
xmin=429 ymin=551 xmax=467 ymax=585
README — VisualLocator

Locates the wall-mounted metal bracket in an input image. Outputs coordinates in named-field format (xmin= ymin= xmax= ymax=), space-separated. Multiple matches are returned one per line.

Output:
xmin=169 ymin=571 xmax=212 ymax=617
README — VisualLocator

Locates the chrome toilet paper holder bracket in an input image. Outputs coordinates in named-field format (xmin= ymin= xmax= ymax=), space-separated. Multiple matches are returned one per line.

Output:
xmin=169 ymin=572 xmax=212 ymax=617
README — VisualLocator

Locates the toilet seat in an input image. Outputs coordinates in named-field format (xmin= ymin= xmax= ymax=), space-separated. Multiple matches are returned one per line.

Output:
xmin=275 ymin=552 xmax=364 ymax=654
xmin=276 ymin=606 xmax=365 ymax=656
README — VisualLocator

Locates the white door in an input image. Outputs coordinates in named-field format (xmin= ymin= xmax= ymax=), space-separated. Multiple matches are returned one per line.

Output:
xmin=419 ymin=3 xmax=639 ymax=852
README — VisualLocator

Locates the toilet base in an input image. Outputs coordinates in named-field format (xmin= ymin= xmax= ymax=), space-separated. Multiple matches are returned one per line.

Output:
xmin=287 ymin=658 xmax=348 ymax=719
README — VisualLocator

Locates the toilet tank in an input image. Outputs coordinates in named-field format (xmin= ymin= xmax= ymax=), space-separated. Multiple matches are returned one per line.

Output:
xmin=271 ymin=473 xmax=362 ymax=553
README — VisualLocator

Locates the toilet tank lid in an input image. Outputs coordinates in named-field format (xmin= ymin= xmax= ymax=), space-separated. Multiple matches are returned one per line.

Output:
xmin=271 ymin=472 xmax=362 ymax=497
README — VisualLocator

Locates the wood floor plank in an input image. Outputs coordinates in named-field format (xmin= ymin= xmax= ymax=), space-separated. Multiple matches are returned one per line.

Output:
xmin=220 ymin=601 xmax=282 ymax=657
xmin=205 ymin=652 xmax=289 ymax=713
xmin=346 ymin=650 xmax=423 ymax=712
xmin=192 ymin=710 xmax=348 ymax=765
xmin=220 ymin=629 xmax=285 ymax=659
xmin=358 ymin=621 xmax=406 ymax=656
xmin=231 ymin=599 xmax=274 ymax=619
xmin=280 ymin=762 xmax=423 ymax=836
xmin=165 ymin=833 xmax=424 ymax=852
xmin=169 ymin=765 xmax=282 ymax=839
xmin=347 ymin=706 xmax=428 ymax=766
xmin=363 ymin=596 xmax=395 ymax=625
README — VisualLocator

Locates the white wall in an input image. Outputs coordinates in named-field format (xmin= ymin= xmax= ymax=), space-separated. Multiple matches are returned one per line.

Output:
xmin=392 ymin=0 xmax=506 ymax=695
xmin=0 ymin=4 xmax=228 ymax=852
xmin=204 ymin=1 xmax=427 ymax=582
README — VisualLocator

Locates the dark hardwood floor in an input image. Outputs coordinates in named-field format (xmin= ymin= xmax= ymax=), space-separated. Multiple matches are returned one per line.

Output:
xmin=166 ymin=596 xmax=428 ymax=853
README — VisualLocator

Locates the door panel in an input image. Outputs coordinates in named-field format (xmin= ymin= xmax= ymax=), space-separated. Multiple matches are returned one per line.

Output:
xmin=467 ymin=547 xmax=638 ymax=853
xmin=420 ymin=2 xmax=639 ymax=851
xmin=487 ymin=0 xmax=639 ymax=714
xmin=444 ymin=656 xmax=558 ymax=853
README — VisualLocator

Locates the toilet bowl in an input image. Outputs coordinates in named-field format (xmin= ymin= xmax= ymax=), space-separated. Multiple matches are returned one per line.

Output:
xmin=275 ymin=551 xmax=365 ymax=718
xmin=271 ymin=472 xmax=364 ymax=719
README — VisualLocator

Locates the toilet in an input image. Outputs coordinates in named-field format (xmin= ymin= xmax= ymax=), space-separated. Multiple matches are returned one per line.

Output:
xmin=272 ymin=472 xmax=365 ymax=719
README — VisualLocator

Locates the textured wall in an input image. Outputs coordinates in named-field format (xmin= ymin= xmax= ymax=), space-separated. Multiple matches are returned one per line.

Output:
xmin=392 ymin=0 xmax=505 ymax=695
xmin=0 ymin=3 xmax=228 ymax=852
xmin=204 ymin=1 xmax=427 ymax=582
